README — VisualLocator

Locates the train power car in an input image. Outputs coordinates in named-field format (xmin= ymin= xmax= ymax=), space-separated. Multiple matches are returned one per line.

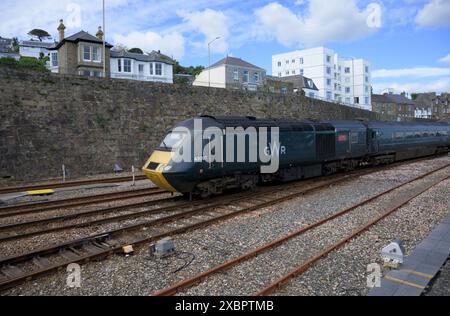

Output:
xmin=143 ymin=116 xmax=450 ymax=198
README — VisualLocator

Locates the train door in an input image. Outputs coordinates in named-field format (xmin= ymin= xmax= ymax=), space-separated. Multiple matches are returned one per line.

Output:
xmin=368 ymin=128 xmax=379 ymax=153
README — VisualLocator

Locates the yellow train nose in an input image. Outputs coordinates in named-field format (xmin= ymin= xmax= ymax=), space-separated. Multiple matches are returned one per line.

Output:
xmin=142 ymin=150 xmax=178 ymax=192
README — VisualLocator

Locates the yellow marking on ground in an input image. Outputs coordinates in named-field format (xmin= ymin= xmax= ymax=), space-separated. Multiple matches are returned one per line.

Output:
xmin=400 ymin=269 xmax=433 ymax=279
xmin=27 ymin=189 xmax=55 ymax=195
xmin=384 ymin=275 xmax=425 ymax=289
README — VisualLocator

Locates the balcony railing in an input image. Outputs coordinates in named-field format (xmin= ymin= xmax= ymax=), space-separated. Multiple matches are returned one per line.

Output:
xmin=110 ymin=72 xmax=172 ymax=83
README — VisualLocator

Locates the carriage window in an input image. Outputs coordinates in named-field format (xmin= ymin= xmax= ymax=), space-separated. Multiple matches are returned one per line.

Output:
xmin=395 ymin=132 xmax=404 ymax=139
xmin=160 ymin=131 xmax=187 ymax=149
xmin=351 ymin=133 xmax=359 ymax=144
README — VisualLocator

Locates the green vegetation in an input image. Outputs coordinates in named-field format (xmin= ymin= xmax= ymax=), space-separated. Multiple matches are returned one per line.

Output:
xmin=95 ymin=114 xmax=109 ymax=129
xmin=138 ymin=121 xmax=149 ymax=132
xmin=128 ymin=48 xmax=143 ymax=54
xmin=173 ymin=60 xmax=204 ymax=76
xmin=0 ymin=57 xmax=50 ymax=72
xmin=27 ymin=29 xmax=52 ymax=41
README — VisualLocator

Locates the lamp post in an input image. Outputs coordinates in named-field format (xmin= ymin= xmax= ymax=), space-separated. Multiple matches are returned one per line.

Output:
xmin=208 ymin=37 xmax=221 ymax=88
xmin=102 ymin=0 xmax=106 ymax=77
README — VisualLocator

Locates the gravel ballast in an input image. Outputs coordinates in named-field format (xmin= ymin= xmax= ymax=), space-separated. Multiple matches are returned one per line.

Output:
xmin=2 ymin=156 xmax=449 ymax=296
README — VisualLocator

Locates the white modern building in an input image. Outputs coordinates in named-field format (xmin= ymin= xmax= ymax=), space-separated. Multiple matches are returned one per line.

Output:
xmin=19 ymin=40 xmax=55 ymax=59
xmin=272 ymin=47 xmax=372 ymax=110
xmin=110 ymin=50 xmax=174 ymax=83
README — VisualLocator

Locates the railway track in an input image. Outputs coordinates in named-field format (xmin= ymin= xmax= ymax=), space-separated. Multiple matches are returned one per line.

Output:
xmin=0 ymin=157 xmax=447 ymax=292
xmin=0 ymin=174 xmax=148 ymax=195
xmin=151 ymin=163 xmax=450 ymax=296
xmin=0 ymin=187 xmax=168 ymax=219
xmin=0 ymin=166 xmax=382 ymax=292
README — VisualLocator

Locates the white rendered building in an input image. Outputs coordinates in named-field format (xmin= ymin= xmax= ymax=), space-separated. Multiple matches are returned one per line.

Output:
xmin=272 ymin=47 xmax=371 ymax=110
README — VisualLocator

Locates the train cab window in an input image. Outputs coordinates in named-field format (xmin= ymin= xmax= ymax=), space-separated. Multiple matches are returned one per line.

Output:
xmin=160 ymin=131 xmax=188 ymax=149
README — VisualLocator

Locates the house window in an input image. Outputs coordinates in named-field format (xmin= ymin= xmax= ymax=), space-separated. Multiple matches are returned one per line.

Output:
xmin=149 ymin=63 xmax=154 ymax=75
xmin=243 ymin=70 xmax=249 ymax=82
xmin=123 ymin=59 xmax=131 ymax=72
xmin=344 ymin=67 xmax=351 ymax=73
xmin=92 ymin=47 xmax=100 ymax=62
xmin=51 ymin=52 xmax=58 ymax=67
xmin=285 ymin=70 xmax=289 ymax=75
xmin=326 ymin=91 xmax=332 ymax=100
xmin=277 ymin=61 xmax=281 ymax=67
xmin=365 ymin=86 xmax=369 ymax=93
xmin=299 ymin=57 xmax=304 ymax=64
xmin=365 ymin=76 xmax=369 ymax=83
xmin=345 ymin=97 xmax=351 ymax=104
xmin=326 ymin=55 xmax=331 ymax=63
xmin=83 ymin=46 xmax=91 ymax=61
xmin=354 ymin=97 xmax=360 ymax=104
xmin=300 ymin=69 xmax=304 ymax=75
xmin=254 ymin=72 xmax=260 ymax=82
xmin=233 ymin=69 xmax=239 ymax=81
xmin=278 ymin=72 xmax=282 ymax=77
xmin=365 ymin=96 xmax=369 ymax=104
xmin=286 ymin=60 xmax=289 ymax=64
xmin=82 ymin=70 xmax=91 ymax=77
xmin=83 ymin=45 xmax=101 ymax=62
xmin=345 ymin=87 xmax=351 ymax=94
xmin=292 ymin=59 xmax=295 ymax=63
xmin=365 ymin=66 xmax=369 ymax=73
xmin=326 ymin=67 xmax=331 ymax=75
xmin=138 ymin=64 xmax=144 ymax=73
xmin=292 ymin=70 xmax=296 ymax=75
xmin=327 ymin=79 xmax=331 ymax=86
xmin=155 ymin=63 xmax=162 ymax=75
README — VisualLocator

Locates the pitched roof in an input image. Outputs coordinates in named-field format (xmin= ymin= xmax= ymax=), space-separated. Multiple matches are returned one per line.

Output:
xmin=20 ymin=40 xmax=55 ymax=49
xmin=110 ymin=50 xmax=174 ymax=64
xmin=50 ymin=31 xmax=113 ymax=50
xmin=269 ymin=75 xmax=319 ymax=91
xmin=208 ymin=56 xmax=265 ymax=71
xmin=372 ymin=93 xmax=416 ymax=105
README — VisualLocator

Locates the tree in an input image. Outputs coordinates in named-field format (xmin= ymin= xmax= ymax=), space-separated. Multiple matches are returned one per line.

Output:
xmin=128 ymin=48 xmax=143 ymax=54
xmin=28 ymin=29 xmax=51 ymax=42
xmin=191 ymin=66 xmax=205 ymax=76
xmin=112 ymin=43 xmax=128 ymax=52
xmin=411 ymin=93 xmax=418 ymax=100
xmin=11 ymin=37 xmax=19 ymax=53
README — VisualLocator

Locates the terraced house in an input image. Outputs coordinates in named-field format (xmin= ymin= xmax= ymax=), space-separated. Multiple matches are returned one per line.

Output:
xmin=49 ymin=20 xmax=112 ymax=77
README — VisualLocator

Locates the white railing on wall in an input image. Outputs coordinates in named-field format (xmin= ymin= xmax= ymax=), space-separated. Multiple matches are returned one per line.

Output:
xmin=110 ymin=72 xmax=172 ymax=83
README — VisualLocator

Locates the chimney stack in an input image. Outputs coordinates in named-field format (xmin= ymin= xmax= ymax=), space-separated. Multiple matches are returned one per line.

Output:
xmin=57 ymin=19 xmax=66 ymax=42
xmin=96 ymin=26 xmax=104 ymax=41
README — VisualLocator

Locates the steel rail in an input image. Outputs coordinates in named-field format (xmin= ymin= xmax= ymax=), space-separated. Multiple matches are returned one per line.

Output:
xmin=151 ymin=163 xmax=450 ymax=296
xmin=0 ymin=187 xmax=167 ymax=218
xmin=0 ymin=157 xmax=446 ymax=292
xmin=0 ymin=172 xmax=360 ymax=291
xmin=0 ymin=174 xmax=148 ymax=195
xmin=255 ymin=174 xmax=450 ymax=295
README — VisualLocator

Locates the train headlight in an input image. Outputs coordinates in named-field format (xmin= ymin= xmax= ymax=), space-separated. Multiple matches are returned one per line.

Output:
xmin=163 ymin=165 xmax=172 ymax=172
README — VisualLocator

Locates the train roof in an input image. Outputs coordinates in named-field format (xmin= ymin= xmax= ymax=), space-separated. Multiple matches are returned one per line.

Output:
xmin=200 ymin=116 xmax=334 ymax=132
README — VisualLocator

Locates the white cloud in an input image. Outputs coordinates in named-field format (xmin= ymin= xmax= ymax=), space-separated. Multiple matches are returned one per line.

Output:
xmin=373 ymin=67 xmax=450 ymax=78
xmin=373 ymin=79 xmax=450 ymax=94
xmin=416 ymin=0 xmax=450 ymax=27
xmin=439 ymin=54 xmax=450 ymax=63
xmin=253 ymin=0 xmax=377 ymax=47
xmin=178 ymin=9 xmax=229 ymax=54
xmin=113 ymin=31 xmax=185 ymax=60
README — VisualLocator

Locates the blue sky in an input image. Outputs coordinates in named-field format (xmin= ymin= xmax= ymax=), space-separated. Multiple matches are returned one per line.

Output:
xmin=1 ymin=0 xmax=450 ymax=93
